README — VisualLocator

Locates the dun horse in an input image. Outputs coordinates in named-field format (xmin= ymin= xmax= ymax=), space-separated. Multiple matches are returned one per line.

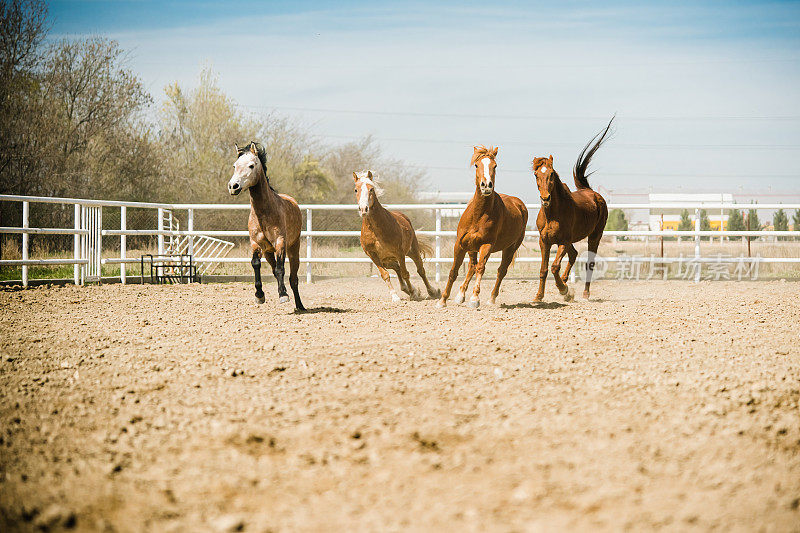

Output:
xmin=532 ymin=117 xmax=613 ymax=302
xmin=229 ymin=142 xmax=305 ymax=311
xmin=438 ymin=146 xmax=528 ymax=308
xmin=354 ymin=171 xmax=440 ymax=302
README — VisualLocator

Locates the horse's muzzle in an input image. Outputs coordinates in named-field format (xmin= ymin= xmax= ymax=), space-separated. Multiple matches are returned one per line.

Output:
xmin=540 ymin=196 xmax=550 ymax=207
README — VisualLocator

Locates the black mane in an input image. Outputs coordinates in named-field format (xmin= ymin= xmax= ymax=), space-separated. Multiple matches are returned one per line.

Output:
xmin=238 ymin=141 xmax=276 ymax=192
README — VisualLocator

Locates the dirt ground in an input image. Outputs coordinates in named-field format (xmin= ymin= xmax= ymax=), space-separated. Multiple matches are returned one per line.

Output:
xmin=1 ymin=278 xmax=799 ymax=532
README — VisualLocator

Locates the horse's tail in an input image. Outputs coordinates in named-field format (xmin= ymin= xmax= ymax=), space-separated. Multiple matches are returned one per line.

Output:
xmin=573 ymin=115 xmax=614 ymax=190
xmin=416 ymin=234 xmax=434 ymax=260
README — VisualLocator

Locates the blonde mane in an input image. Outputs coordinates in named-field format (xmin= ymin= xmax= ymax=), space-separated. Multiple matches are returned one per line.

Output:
xmin=470 ymin=145 xmax=498 ymax=166
xmin=354 ymin=170 xmax=384 ymax=197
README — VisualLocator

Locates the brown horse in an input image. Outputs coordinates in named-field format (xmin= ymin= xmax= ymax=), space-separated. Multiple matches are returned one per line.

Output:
xmin=229 ymin=141 xmax=305 ymax=311
xmin=532 ymin=117 xmax=613 ymax=302
xmin=438 ymin=146 xmax=528 ymax=308
xmin=354 ymin=171 xmax=440 ymax=302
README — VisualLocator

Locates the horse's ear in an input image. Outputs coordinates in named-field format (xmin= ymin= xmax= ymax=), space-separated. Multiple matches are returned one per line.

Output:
xmin=367 ymin=170 xmax=373 ymax=179
xmin=473 ymin=146 xmax=480 ymax=153
xmin=234 ymin=142 xmax=240 ymax=153
xmin=548 ymin=154 xmax=553 ymax=162
xmin=249 ymin=142 xmax=258 ymax=155
xmin=492 ymin=147 xmax=499 ymax=157
xmin=352 ymin=172 xmax=359 ymax=182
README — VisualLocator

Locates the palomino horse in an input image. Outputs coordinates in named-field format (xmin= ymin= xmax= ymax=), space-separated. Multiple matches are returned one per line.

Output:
xmin=229 ymin=141 xmax=305 ymax=311
xmin=532 ymin=117 xmax=613 ymax=302
xmin=438 ymin=146 xmax=528 ymax=308
xmin=354 ymin=171 xmax=440 ymax=302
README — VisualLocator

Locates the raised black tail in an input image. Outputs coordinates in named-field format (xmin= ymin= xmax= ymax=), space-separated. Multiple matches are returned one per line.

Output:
xmin=573 ymin=115 xmax=614 ymax=190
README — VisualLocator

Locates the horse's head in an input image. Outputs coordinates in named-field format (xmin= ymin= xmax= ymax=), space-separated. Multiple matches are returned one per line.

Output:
xmin=353 ymin=170 xmax=383 ymax=217
xmin=532 ymin=155 xmax=555 ymax=207
xmin=471 ymin=146 xmax=498 ymax=197
xmin=229 ymin=141 xmax=265 ymax=196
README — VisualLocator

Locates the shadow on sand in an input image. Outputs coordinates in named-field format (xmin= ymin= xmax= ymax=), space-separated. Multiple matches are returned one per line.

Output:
xmin=294 ymin=306 xmax=351 ymax=315
xmin=500 ymin=301 xmax=567 ymax=310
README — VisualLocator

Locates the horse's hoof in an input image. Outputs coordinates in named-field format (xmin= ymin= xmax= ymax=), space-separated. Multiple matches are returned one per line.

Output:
xmin=488 ymin=297 xmax=497 ymax=305
xmin=279 ymin=295 xmax=290 ymax=304
xmin=454 ymin=292 xmax=465 ymax=304
xmin=436 ymin=299 xmax=446 ymax=308
xmin=430 ymin=289 xmax=442 ymax=299
xmin=468 ymin=298 xmax=480 ymax=309
xmin=564 ymin=288 xmax=575 ymax=302
xmin=583 ymin=291 xmax=590 ymax=300
xmin=391 ymin=293 xmax=401 ymax=303
xmin=255 ymin=296 xmax=265 ymax=305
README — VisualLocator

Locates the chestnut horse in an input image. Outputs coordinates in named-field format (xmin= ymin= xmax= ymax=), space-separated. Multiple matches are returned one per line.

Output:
xmin=532 ymin=117 xmax=613 ymax=302
xmin=354 ymin=171 xmax=440 ymax=302
xmin=438 ymin=146 xmax=528 ymax=308
xmin=228 ymin=141 xmax=305 ymax=311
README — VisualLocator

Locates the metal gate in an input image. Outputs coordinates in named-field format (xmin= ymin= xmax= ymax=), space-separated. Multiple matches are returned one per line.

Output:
xmin=81 ymin=205 xmax=102 ymax=283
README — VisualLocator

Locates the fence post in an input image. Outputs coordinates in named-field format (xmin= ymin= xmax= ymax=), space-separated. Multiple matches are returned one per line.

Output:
xmin=21 ymin=201 xmax=28 ymax=287
xmin=694 ymin=207 xmax=701 ymax=282
xmin=306 ymin=208 xmax=312 ymax=284
xmin=435 ymin=208 xmax=441 ymax=282
xmin=157 ymin=207 xmax=164 ymax=256
xmin=120 ymin=206 xmax=127 ymax=284
xmin=74 ymin=204 xmax=80 ymax=285
xmin=187 ymin=208 xmax=194 ymax=258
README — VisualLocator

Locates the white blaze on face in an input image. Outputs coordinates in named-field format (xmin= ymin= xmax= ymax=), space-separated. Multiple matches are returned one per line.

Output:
xmin=539 ymin=162 xmax=548 ymax=173
xmin=358 ymin=177 xmax=374 ymax=212
xmin=481 ymin=158 xmax=491 ymax=184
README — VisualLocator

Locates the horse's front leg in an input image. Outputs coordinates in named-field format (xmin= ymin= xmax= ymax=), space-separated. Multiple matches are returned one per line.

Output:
xmin=273 ymin=237 xmax=289 ymax=303
xmin=551 ymin=245 xmax=574 ymax=301
xmin=251 ymin=248 xmax=265 ymax=304
xmin=469 ymin=243 xmax=492 ymax=308
xmin=437 ymin=243 xmax=467 ymax=308
xmin=534 ymin=238 xmax=550 ymax=302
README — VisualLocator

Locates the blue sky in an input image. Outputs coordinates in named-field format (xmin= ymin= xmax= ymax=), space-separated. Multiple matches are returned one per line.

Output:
xmin=48 ymin=1 xmax=800 ymax=198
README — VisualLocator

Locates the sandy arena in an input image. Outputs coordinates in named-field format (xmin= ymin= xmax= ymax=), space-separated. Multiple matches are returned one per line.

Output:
xmin=1 ymin=279 xmax=799 ymax=531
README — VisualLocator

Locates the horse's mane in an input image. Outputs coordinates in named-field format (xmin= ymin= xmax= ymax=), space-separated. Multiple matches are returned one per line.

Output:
xmin=470 ymin=145 xmax=497 ymax=166
xmin=238 ymin=141 xmax=277 ymax=192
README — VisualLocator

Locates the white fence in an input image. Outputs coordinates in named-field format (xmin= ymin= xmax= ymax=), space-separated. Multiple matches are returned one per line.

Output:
xmin=1 ymin=194 xmax=799 ymax=287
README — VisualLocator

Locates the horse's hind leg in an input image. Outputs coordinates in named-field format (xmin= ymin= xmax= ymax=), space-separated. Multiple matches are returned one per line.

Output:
xmin=456 ymin=252 xmax=478 ymax=304
xmin=251 ymin=248 xmax=265 ymax=304
xmin=288 ymin=240 xmax=305 ymax=311
xmin=409 ymin=240 xmax=440 ymax=299
xmin=272 ymin=238 xmax=290 ymax=304
xmin=560 ymin=244 xmax=578 ymax=284
xmin=469 ymin=243 xmax=492 ymax=308
xmin=368 ymin=252 xmax=401 ymax=302
xmin=584 ymin=235 xmax=602 ymax=299
xmin=550 ymin=245 xmax=574 ymax=301
xmin=490 ymin=244 xmax=517 ymax=305
xmin=396 ymin=260 xmax=420 ymax=301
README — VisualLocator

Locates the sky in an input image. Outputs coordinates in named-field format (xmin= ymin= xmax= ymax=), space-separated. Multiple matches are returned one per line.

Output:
xmin=47 ymin=0 xmax=800 ymax=199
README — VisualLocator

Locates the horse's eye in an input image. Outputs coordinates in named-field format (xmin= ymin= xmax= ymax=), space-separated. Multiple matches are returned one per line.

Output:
xmin=249 ymin=164 xmax=254 ymax=169
xmin=475 ymin=164 xmax=478 ymax=168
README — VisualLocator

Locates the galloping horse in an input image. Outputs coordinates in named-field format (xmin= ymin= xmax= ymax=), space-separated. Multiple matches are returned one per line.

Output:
xmin=354 ymin=171 xmax=440 ymax=302
xmin=228 ymin=141 xmax=305 ymax=311
xmin=532 ymin=117 xmax=613 ymax=302
xmin=438 ymin=146 xmax=528 ymax=308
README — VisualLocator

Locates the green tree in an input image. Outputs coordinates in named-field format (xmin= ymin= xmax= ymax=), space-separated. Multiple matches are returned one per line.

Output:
xmin=773 ymin=208 xmax=789 ymax=241
xmin=728 ymin=209 xmax=745 ymax=231
xmin=699 ymin=209 xmax=711 ymax=232
xmin=746 ymin=208 xmax=760 ymax=242
xmin=605 ymin=208 xmax=628 ymax=231
xmin=793 ymin=209 xmax=800 ymax=239
xmin=677 ymin=209 xmax=693 ymax=231
xmin=291 ymin=156 xmax=334 ymax=203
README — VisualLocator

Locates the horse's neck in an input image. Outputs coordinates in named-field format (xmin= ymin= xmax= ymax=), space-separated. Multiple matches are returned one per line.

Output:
xmin=249 ymin=175 xmax=280 ymax=221
xmin=542 ymin=175 xmax=574 ymax=219
xmin=470 ymin=188 xmax=496 ymax=214
xmin=364 ymin=200 xmax=393 ymax=235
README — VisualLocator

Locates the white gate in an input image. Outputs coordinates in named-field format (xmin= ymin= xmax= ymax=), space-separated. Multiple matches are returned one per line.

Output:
xmin=81 ymin=205 xmax=102 ymax=283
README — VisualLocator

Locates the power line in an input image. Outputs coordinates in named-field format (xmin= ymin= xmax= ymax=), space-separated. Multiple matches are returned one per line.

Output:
xmin=238 ymin=103 xmax=800 ymax=122
xmin=314 ymin=133 xmax=800 ymax=150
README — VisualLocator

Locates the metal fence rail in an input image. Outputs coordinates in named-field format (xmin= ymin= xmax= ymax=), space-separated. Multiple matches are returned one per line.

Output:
xmin=1 ymin=194 xmax=799 ymax=286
